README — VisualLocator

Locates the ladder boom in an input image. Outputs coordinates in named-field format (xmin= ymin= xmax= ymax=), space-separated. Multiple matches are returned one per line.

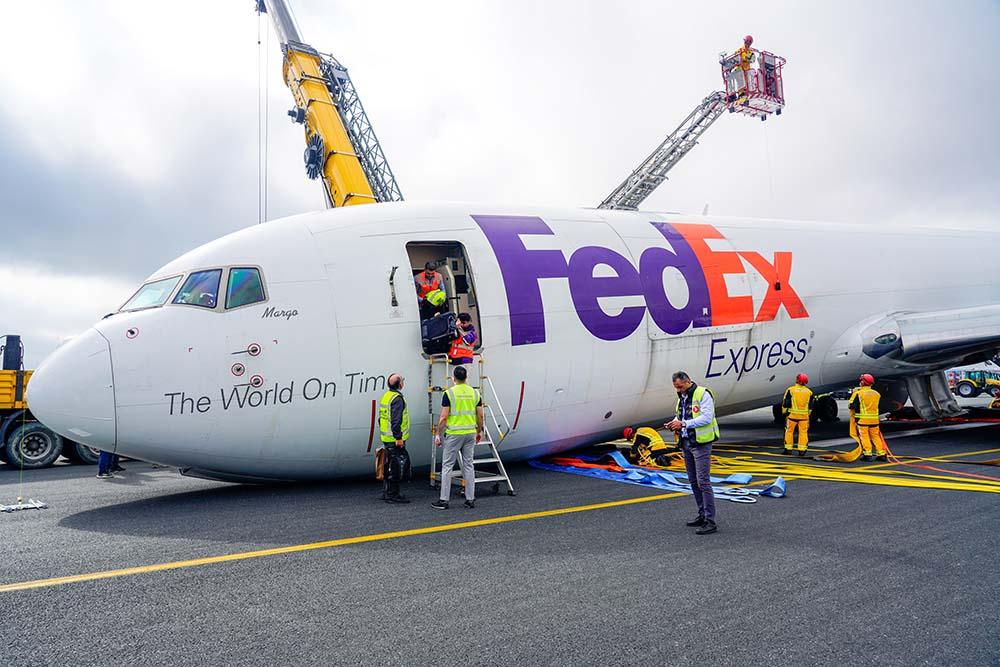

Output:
xmin=597 ymin=91 xmax=727 ymax=211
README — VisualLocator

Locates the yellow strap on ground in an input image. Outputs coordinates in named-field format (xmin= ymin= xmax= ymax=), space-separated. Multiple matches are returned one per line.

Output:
xmin=814 ymin=443 xmax=862 ymax=463
xmin=638 ymin=446 xmax=1000 ymax=494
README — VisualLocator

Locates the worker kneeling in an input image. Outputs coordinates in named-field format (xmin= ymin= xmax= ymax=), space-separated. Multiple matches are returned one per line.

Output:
xmin=782 ymin=373 xmax=815 ymax=456
xmin=851 ymin=374 xmax=887 ymax=462
xmin=623 ymin=426 xmax=675 ymax=467
xmin=431 ymin=365 xmax=484 ymax=510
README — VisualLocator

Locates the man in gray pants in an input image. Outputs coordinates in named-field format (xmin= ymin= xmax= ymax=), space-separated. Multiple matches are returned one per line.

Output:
xmin=666 ymin=371 xmax=720 ymax=535
xmin=431 ymin=365 xmax=484 ymax=510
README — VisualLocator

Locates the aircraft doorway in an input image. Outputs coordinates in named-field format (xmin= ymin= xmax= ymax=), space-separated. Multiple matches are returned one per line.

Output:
xmin=405 ymin=242 xmax=483 ymax=357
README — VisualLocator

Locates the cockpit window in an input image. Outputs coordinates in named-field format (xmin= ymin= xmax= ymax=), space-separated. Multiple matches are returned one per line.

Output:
xmin=119 ymin=275 xmax=183 ymax=312
xmin=226 ymin=268 xmax=265 ymax=309
xmin=172 ymin=270 xmax=222 ymax=309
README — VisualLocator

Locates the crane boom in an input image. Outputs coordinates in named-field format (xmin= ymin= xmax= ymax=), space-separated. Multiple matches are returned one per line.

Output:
xmin=258 ymin=0 xmax=402 ymax=207
xmin=597 ymin=91 xmax=726 ymax=210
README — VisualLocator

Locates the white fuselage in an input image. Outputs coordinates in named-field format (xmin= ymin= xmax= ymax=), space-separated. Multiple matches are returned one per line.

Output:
xmin=27 ymin=202 xmax=1000 ymax=480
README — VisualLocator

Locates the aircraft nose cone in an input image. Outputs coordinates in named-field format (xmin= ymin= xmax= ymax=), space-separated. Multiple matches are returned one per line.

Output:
xmin=27 ymin=328 xmax=116 ymax=449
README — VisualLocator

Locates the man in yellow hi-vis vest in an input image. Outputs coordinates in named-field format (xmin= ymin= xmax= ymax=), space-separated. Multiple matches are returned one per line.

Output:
xmin=850 ymin=373 xmax=888 ymax=462
xmin=782 ymin=373 xmax=816 ymax=456
xmin=431 ymin=365 xmax=484 ymax=510
xmin=378 ymin=373 xmax=412 ymax=503
xmin=666 ymin=371 xmax=721 ymax=535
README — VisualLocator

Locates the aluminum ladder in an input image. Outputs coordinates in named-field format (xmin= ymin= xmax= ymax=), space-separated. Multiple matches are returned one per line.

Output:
xmin=597 ymin=91 xmax=727 ymax=211
xmin=427 ymin=354 xmax=516 ymax=496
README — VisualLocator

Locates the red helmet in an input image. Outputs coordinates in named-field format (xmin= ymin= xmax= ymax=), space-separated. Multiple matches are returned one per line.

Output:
xmin=860 ymin=373 xmax=875 ymax=386
xmin=623 ymin=427 xmax=635 ymax=440
xmin=796 ymin=373 xmax=809 ymax=384
xmin=744 ymin=34 xmax=754 ymax=46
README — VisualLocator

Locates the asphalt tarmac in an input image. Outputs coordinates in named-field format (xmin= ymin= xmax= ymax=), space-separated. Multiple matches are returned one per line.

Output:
xmin=2 ymin=405 xmax=999 ymax=666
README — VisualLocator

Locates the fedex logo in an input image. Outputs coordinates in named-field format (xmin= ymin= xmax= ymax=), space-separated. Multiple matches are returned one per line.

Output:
xmin=473 ymin=215 xmax=808 ymax=346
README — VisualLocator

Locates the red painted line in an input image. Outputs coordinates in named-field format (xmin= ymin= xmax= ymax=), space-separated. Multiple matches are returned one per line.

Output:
xmin=512 ymin=381 xmax=526 ymax=431
xmin=366 ymin=399 xmax=377 ymax=452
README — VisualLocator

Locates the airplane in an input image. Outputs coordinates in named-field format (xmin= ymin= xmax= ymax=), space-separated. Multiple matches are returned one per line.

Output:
xmin=25 ymin=201 xmax=1000 ymax=482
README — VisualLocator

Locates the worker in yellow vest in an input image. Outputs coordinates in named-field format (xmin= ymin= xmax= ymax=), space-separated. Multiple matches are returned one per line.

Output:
xmin=431 ymin=365 xmax=484 ymax=510
xmin=782 ymin=373 xmax=816 ymax=456
xmin=623 ymin=426 xmax=674 ymax=466
xmin=666 ymin=371 xmax=721 ymax=535
xmin=850 ymin=374 xmax=888 ymax=462
xmin=378 ymin=373 xmax=411 ymax=503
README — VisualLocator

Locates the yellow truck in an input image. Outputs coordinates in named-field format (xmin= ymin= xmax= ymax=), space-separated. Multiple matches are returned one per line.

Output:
xmin=953 ymin=369 xmax=1000 ymax=399
xmin=1 ymin=335 xmax=100 ymax=469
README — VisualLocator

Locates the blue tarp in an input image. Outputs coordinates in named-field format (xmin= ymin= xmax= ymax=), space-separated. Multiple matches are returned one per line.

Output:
xmin=529 ymin=451 xmax=787 ymax=503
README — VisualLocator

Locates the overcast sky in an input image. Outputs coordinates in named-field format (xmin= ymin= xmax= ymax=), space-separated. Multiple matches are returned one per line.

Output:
xmin=2 ymin=0 xmax=998 ymax=366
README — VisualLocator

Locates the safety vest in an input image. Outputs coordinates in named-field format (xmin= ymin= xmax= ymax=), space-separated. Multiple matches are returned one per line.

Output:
xmin=739 ymin=46 xmax=755 ymax=71
xmin=378 ymin=390 xmax=410 ymax=443
xmin=784 ymin=384 xmax=813 ymax=420
xmin=415 ymin=272 xmax=442 ymax=299
xmin=448 ymin=334 xmax=475 ymax=360
xmin=854 ymin=387 xmax=881 ymax=426
xmin=674 ymin=386 xmax=720 ymax=444
xmin=425 ymin=288 xmax=446 ymax=307
xmin=444 ymin=383 xmax=480 ymax=435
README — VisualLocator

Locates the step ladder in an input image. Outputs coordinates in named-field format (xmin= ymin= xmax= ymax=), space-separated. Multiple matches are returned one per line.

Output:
xmin=427 ymin=353 xmax=516 ymax=496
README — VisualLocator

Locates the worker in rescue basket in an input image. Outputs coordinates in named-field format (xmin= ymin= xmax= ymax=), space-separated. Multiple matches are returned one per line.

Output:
xmin=448 ymin=312 xmax=478 ymax=365
xmin=622 ymin=426 xmax=675 ymax=467
xmin=850 ymin=374 xmax=888 ymax=462
xmin=666 ymin=371 xmax=721 ymax=535
xmin=739 ymin=35 xmax=755 ymax=70
xmin=415 ymin=262 xmax=447 ymax=320
xmin=378 ymin=373 xmax=412 ymax=503
xmin=782 ymin=373 xmax=816 ymax=456
xmin=734 ymin=34 xmax=756 ymax=104
xmin=431 ymin=365 xmax=484 ymax=510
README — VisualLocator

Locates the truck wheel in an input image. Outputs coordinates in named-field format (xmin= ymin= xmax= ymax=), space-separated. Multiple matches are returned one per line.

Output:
xmin=62 ymin=440 xmax=101 ymax=465
xmin=816 ymin=395 xmax=839 ymax=422
xmin=5 ymin=422 xmax=64 ymax=469
xmin=989 ymin=386 xmax=1000 ymax=399
xmin=956 ymin=381 xmax=979 ymax=398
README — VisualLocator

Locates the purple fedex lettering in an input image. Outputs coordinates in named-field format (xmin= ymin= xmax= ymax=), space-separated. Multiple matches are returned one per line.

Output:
xmin=474 ymin=215 xmax=718 ymax=346
xmin=642 ymin=223 xmax=712 ymax=333
xmin=567 ymin=246 xmax=645 ymax=340
xmin=472 ymin=215 xmax=568 ymax=345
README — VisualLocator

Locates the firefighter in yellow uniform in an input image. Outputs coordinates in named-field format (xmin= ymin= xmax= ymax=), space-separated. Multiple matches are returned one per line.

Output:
xmin=623 ymin=426 xmax=675 ymax=466
xmin=735 ymin=34 xmax=756 ymax=103
xmin=850 ymin=374 xmax=888 ymax=462
xmin=782 ymin=373 xmax=815 ymax=456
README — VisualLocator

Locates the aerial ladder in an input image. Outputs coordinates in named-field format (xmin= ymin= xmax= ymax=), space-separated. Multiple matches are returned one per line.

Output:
xmin=257 ymin=0 xmax=402 ymax=208
xmin=599 ymin=38 xmax=786 ymax=211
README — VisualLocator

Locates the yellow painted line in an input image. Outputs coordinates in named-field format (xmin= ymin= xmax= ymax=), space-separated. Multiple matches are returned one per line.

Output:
xmin=0 ymin=490 xmax=686 ymax=593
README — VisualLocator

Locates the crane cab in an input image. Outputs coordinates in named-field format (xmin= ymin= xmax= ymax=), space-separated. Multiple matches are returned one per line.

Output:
xmin=720 ymin=46 xmax=786 ymax=119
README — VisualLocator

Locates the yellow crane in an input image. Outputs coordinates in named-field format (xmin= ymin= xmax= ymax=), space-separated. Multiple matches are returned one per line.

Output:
xmin=257 ymin=0 xmax=402 ymax=208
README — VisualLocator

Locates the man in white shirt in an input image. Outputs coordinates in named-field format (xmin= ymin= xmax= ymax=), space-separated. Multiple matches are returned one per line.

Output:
xmin=666 ymin=371 xmax=720 ymax=535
